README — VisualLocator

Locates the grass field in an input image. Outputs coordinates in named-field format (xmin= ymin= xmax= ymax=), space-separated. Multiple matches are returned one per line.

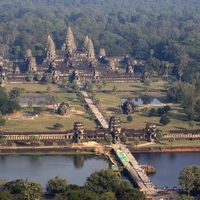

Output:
xmin=5 ymin=83 xmax=60 ymax=93
xmin=95 ymin=81 xmax=200 ymax=131
xmin=3 ymin=81 xmax=200 ymax=132
xmin=149 ymin=140 xmax=200 ymax=147
xmin=4 ymin=112 xmax=95 ymax=132
xmin=95 ymin=80 xmax=167 ymax=91
xmin=119 ymin=111 xmax=200 ymax=130
xmin=3 ymin=83 xmax=96 ymax=131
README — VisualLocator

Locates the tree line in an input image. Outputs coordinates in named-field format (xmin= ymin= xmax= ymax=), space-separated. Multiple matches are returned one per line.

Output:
xmin=1 ymin=166 xmax=200 ymax=200
xmin=0 ymin=169 xmax=145 ymax=200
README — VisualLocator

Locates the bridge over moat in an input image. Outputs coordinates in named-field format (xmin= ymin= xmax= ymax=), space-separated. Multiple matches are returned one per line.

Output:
xmin=110 ymin=144 xmax=157 ymax=197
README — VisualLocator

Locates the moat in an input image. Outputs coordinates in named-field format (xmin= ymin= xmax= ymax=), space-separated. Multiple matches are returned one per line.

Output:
xmin=135 ymin=152 xmax=200 ymax=188
xmin=0 ymin=155 xmax=109 ymax=187
xmin=0 ymin=153 xmax=200 ymax=188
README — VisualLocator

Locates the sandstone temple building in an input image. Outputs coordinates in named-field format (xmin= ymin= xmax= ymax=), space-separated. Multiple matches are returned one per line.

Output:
xmin=0 ymin=26 xmax=146 ymax=86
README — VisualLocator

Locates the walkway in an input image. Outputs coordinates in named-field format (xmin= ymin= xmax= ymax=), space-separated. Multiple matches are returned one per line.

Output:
xmin=112 ymin=144 xmax=157 ymax=196
xmin=81 ymin=91 xmax=109 ymax=129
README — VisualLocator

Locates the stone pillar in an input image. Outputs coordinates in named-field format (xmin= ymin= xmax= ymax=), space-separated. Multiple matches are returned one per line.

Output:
xmin=109 ymin=116 xmax=121 ymax=143
xmin=73 ymin=122 xmax=84 ymax=143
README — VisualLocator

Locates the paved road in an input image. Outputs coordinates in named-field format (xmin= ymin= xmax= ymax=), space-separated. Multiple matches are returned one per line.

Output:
xmin=81 ymin=91 xmax=109 ymax=129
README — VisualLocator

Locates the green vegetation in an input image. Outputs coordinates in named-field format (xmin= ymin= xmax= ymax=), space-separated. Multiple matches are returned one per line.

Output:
xmin=178 ymin=195 xmax=194 ymax=200
xmin=0 ymin=191 xmax=13 ymax=200
xmin=147 ymin=140 xmax=200 ymax=147
xmin=0 ymin=88 xmax=20 ymax=115
xmin=46 ymin=176 xmax=68 ymax=195
xmin=0 ymin=170 xmax=145 ymax=200
xmin=0 ymin=0 xmax=199 ymax=64
xmin=127 ymin=115 xmax=133 ymax=122
xmin=105 ymin=134 xmax=112 ymax=144
xmin=159 ymin=114 xmax=171 ymax=125
xmin=179 ymin=166 xmax=200 ymax=198
xmin=3 ymin=179 xmax=41 ymax=200
xmin=94 ymin=81 xmax=199 ymax=130
xmin=167 ymin=82 xmax=200 ymax=121
xmin=0 ymin=118 xmax=6 ymax=126
xmin=3 ymin=83 xmax=96 ymax=131
xmin=53 ymin=123 xmax=64 ymax=130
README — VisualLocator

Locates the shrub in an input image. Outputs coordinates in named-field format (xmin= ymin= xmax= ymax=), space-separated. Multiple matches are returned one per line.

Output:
xmin=33 ymin=107 xmax=43 ymax=114
xmin=120 ymin=134 xmax=127 ymax=144
xmin=149 ymin=108 xmax=157 ymax=116
xmin=157 ymin=108 xmax=166 ymax=116
xmin=53 ymin=123 xmax=63 ymax=130
xmin=0 ymin=118 xmax=6 ymax=126
xmin=105 ymin=134 xmax=112 ymax=143
xmin=46 ymin=176 xmax=68 ymax=195
xmin=160 ymin=114 xmax=171 ymax=125
xmin=163 ymin=105 xmax=171 ymax=113
xmin=127 ymin=115 xmax=133 ymax=122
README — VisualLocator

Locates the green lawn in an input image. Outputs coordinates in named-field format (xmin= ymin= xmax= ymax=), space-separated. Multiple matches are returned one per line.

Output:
xmin=3 ymin=81 xmax=199 ymax=132
xmin=3 ymin=83 xmax=96 ymax=131
xmin=119 ymin=111 xmax=200 ymax=130
xmin=95 ymin=81 xmax=200 ymax=131
xmin=5 ymin=83 xmax=60 ymax=93
xmin=95 ymin=80 xmax=167 ymax=91
xmin=4 ymin=112 xmax=95 ymax=132
xmin=149 ymin=140 xmax=200 ymax=147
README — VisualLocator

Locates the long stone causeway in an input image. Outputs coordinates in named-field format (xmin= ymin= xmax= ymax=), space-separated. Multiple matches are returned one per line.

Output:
xmin=111 ymin=144 xmax=158 ymax=197
xmin=81 ymin=91 xmax=154 ymax=193
xmin=81 ymin=91 xmax=109 ymax=129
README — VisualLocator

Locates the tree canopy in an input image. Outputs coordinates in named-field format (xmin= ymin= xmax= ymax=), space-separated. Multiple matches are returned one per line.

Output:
xmin=0 ymin=88 xmax=20 ymax=115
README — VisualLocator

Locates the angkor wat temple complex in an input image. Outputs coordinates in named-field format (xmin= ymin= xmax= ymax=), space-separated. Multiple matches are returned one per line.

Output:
xmin=0 ymin=26 xmax=146 ymax=86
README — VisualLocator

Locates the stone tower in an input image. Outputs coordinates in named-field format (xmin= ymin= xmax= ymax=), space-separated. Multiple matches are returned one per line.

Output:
xmin=108 ymin=59 xmax=117 ymax=71
xmin=26 ymin=49 xmax=37 ymax=72
xmin=144 ymin=123 xmax=158 ymax=142
xmin=65 ymin=26 xmax=77 ymax=55
xmin=93 ymin=69 xmax=101 ymax=82
xmin=86 ymin=38 xmax=96 ymax=61
xmin=14 ymin=66 xmax=20 ymax=74
xmin=0 ymin=72 xmax=7 ymax=87
xmin=73 ymin=122 xmax=84 ymax=143
xmin=99 ymin=48 xmax=106 ymax=58
xmin=46 ymin=35 xmax=56 ymax=61
xmin=121 ymin=100 xmax=135 ymax=114
xmin=69 ymin=70 xmax=81 ymax=85
xmin=84 ymin=36 xmax=90 ymax=50
xmin=26 ymin=49 xmax=33 ymax=58
xmin=126 ymin=64 xmax=134 ymax=74
xmin=109 ymin=116 xmax=121 ymax=143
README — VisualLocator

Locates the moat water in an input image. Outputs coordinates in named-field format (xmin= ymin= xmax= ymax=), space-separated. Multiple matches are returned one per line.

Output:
xmin=0 ymin=153 xmax=200 ymax=188
xmin=121 ymin=98 xmax=162 ymax=106
xmin=135 ymin=152 xmax=200 ymax=188
xmin=0 ymin=155 xmax=109 ymax=188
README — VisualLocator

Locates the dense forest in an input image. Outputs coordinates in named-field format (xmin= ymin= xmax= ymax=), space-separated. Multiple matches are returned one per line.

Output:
xmin=0 ymin=0 xmax=200 ymax=60
xmin=0 ymin=170 xmax=145 ymax=200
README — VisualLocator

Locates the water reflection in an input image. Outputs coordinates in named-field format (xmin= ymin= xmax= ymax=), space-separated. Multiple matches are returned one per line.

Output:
xmin=121 ymin=98 xmax=162 ymax=106
xmin=73 ymin=155 xmax=85 ymax=168
xmin=0 ymin=155 xmax=109 ymax=187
